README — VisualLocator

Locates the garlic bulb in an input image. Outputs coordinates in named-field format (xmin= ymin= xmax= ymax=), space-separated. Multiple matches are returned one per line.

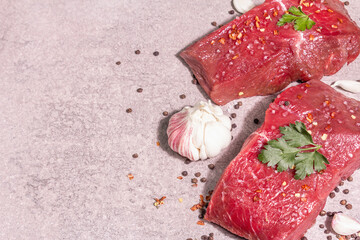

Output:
xmin=332 ymin=213 xmax=360 ymax=236
xmin=167 ymin=101 xmax=232 ymax=161
xmin=233 ymin=0 xmax=263 ymax=13
xmin=332 ymin=80 xmax=360 ymax=93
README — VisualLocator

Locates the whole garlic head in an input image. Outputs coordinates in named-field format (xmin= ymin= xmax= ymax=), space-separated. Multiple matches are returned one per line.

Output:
xmin=167 ymin=101 xmax=232 ymax=161
xmin=332 ymin=213 xmax=360 ymax=236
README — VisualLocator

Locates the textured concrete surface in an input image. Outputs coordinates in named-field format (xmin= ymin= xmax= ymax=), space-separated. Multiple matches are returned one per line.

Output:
xmin=1 ymin=0 xmax=360 ymax=239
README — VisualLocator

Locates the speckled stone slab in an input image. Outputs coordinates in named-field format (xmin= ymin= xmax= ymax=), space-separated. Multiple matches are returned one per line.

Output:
xmin=1 ymin=0 xmax=360 ymax=240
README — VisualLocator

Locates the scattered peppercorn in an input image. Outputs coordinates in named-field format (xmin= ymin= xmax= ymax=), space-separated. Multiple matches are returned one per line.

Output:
xmin=135 ymin=50 xmax=141 ymax=55
xmin=324 ymin=230 xmax=330 ymax=234
xmin=254 ymin=118 xmax=260 ymax=124
xmin=351 ymin=234 xmax=356 ymax=238
xmin=185 ymin=159 xmax=191 ymax=164
xmin=343 ymin=189 xmax=349 ymax=194
xmin=163 ymin=111 xmax=169 ymax=116
xmin=339 ymin=181 xmax=344 ymax=186
xmin=319 ymin=224 xmax=325 ymax=228
xmin=340 ymin=199 xmax=347 ymax=205
xmin=330 ymin=192 xmax=336 ymax=198
xmin=191 ymin=178 xmax=198 ymax=183
xmin=346 ymin=204 xmax=352 ymax=209
xmin=199 ymin=215 xmax=204 ymax=220
xmin=228 ymin=10 xmax=235 ymax=14
xmin=208 ymin=164 xmax=215 ymax=170
xmin=116 ymin=61 xmax=121 ymax=65
xmin=347 ymin=176 xmax=353 ymax=182
xmin=301 ymin=237 xmax=307 ymax=240
xmin=191 ymin=79 xmax=198 ymax=85
xmin=234 ymin=104 xmax=240 ymax=109
xmin=208 ymin=237 xmax=213 ymax=240
xmin=232 ymin=123 xmax=237 ymax=129
xmin=200 ymin=177 xmax=207 ymax=183
xmin=327 ymin=211 xmax=334 ymax=217
xmin=195 ymin=172 xmax=201 ymax=177
xmin=231 ymin=113 xmax=237 ymax=118
xmin=132 ymin=153 xmax=138 ymax=158
xmin=180 ymin=94 xmax=186 ymax=99
xmin=211 ymin=21 xmax=217 ymax=26
xmin=344 ymin=1 xmax=349 ymax=6
xmin=319 ymin=210 xmax=326 ymax=216
xmin=153 ymin=51 xmax=159 ymax=56
xmin=284 ymin=101 xmax=290 ymax=106
xmin=136 ymin=88 xmax=143 ymax=93
xmin=327 ymin=236 xmax=332 ymax=240
xmin=126 ymin=108 xmax=132 ymax=113
xmin=334 ymin=187 xmax=340 ymax=193
xmin=187 ymin=238 xmax=193 ymax=240
xmin=182 ymin=171 xmax=188 ymax=176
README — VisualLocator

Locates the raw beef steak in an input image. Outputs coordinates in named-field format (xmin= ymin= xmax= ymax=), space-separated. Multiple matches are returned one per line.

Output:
xmin=205 ymin=80 xmax=360 ymax=240
xmin=180 ymin=0 xmax=360 ymax=105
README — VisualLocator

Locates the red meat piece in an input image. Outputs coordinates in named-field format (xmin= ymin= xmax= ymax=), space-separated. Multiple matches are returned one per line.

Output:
xmin=205 ymin=80 xmax=360 ymax=240
xmin=180 ymin=0 xmax=360 ymax=105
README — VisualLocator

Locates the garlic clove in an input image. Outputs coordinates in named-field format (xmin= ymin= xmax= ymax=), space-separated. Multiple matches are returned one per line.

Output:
xmin=332 ymin=80 xmax=360 ymax=93
xmin=204 ymin=122 xmax=232 ymax=158
xmin=331 ymin=213 xmax=360 ymax=236
xmin=233 ymin=0 xmax=257 ymax=13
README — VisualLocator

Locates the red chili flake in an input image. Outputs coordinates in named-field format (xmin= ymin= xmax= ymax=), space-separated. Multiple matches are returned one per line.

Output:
xmin=232 ymin=55 xmax=239 ymax=60
xmin=324 ymin=100 xmax=330 ymax=106
xmin=127 ymin=173 xmax=134 ymax=180
xmin=255 ymin=21 xmax=260 ymax=29
xmin=315 ymin=10 xmax=321 ymax=13
xmin=229 ymin=33 xmax=237 ymax=40
xmin=253 ymin=195 xmax=260 ymax=202
xmin=259 ymin=37 xmax=266 ymax=44
xmin=330 ymin=112 xmax=336 ymax=119
xmin=306 ymin=113 xmax=314 ymax=123
xmin=264 ymin=12 xmax=268 ymax=17
xmin=210 ymin=40 xmax=215 ymax=45
xmin=205 ymin=195 xmax=211 ymax=201
xmin=331 ymin=25 xmax=338 ymax=29
xmin=309 ymin=35 xmax=315 ymax=41
xmin=219 ymin=38 xmax=226 ymax=44
xmin=305 ymin=83 xmax=311 ymax=87
xmin=197 ymin=220 xmax=205 ymax=225
xmin=297 ymin=95 xmax=303 ymax=99
xmin=273 ymin=10 xmax=278 ymax=17
xmin=153 ymin=196 xmax=166 ymax=208
xmin=177 ymin=176 xmax=183 ymax=180
xmin=327 ymin=9 xmax=334 ymax=13
xmin=232 ymin=24 xmax=236 ymax=29
xmin=316 ymin=28 xmax=322 ymax=33
xmin=325 ymin=125 xmax=331 ymax=131
xmin=255 ymin=16 xmax=260 ymax=22
xmin=303 ymin=2 xmax=310 ymax=7
xmin=236 ymin=40 xmax=242 ymax=44
xmin=285 ymin=11 xmax=290 ymax=14
xmin=255 ymin=189 xmax=262 ymax=193
xmin=301 ymin=197 xmax=307 ymax=202
xmin=237 ymin=32 xmax=243 ymax=39
xmin=282 ymin=193 xmax=286 ymax=197
xmin=156 ymin=141 xmax=160 ymax=146
xmin=302 ymin=185 xmax=310 ymax=191
xmin=338 ymin=18 xmax=343 ymax=24
xmin=274 ymin=30 xmax=279 ymax=35
xmin=245 ymin=19 xmax=251 ymax=26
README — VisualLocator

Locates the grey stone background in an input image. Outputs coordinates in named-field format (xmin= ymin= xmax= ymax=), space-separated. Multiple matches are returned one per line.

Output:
xmin=1 ymin=0 xmax=360 ymax=239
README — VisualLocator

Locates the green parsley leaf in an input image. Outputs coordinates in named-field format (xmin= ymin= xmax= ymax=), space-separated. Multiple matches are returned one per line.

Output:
xmin=258 ymin=121 xmax=329 ymax=180
xmin=277 ymin=6 xmax=316 ymax=31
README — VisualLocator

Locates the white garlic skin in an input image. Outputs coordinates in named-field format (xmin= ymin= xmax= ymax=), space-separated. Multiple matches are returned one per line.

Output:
xmin=332 ymin=213 xmax=360 ymax=236
xmin=332 ymin=80 xmax=360 ymax=93
xmin=233 ymin=0 xmax=262 ymax=13
xmin=167 ymin=101 xmax=231 ymax=161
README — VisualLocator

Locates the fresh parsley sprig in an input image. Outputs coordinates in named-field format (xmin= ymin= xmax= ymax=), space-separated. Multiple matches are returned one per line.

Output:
xmin=258 ymin=121 xmax=329 ymax=180
xmin=277 ymin=6 xmax=316 ymax=31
